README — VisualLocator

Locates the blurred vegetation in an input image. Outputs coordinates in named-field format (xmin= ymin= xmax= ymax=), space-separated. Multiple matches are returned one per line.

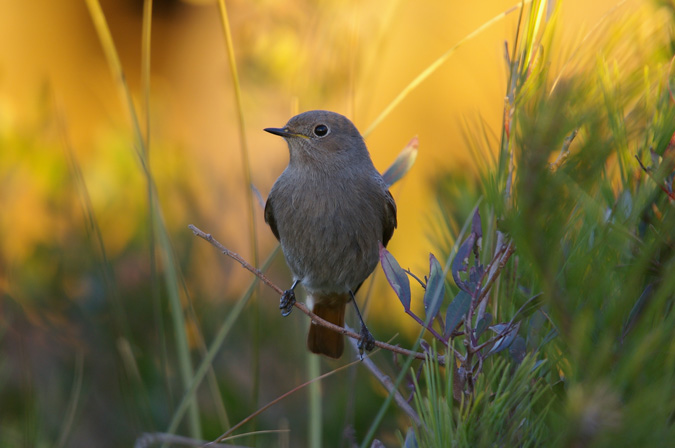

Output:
xmin=1 ymin=0 xmax=674 ymax=447
xmin=414 ymin=1 xmax=675 ymax=447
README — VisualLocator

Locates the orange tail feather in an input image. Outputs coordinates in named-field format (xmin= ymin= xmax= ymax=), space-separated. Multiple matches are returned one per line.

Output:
xmin=308 ymin=300 xmax=346 ymax=359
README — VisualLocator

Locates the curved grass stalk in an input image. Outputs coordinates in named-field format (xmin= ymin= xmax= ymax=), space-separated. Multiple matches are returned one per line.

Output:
xmin=215 ymin=0 xmax=262 ymax=427
xmin=363 ymin=1 xmax=531 ymax=138
xmin=85 ymin=0 xmax=202 ymax=438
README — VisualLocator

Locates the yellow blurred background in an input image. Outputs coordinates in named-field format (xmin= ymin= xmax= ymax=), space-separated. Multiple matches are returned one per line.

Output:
xmin=1 ymin=0 xmax=645 ymax=297
xmin=0 ymin=0 xmax=667 ymax=445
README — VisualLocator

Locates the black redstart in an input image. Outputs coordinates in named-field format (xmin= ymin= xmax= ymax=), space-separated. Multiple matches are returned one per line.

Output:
xmin=264 ymin=110 xmax=397 ymax=358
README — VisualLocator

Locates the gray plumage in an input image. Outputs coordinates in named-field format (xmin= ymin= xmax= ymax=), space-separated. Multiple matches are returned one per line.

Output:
xmin=264 ymin=110 xmax=397 ymax=358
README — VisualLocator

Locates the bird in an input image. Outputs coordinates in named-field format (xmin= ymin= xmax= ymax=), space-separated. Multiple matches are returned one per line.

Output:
xmin=264 ymin=110 xmax=397 ymax=358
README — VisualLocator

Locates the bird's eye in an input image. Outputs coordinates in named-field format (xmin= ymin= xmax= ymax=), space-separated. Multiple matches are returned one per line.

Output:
xmin=313 ymin=124 xmax=329 ymax=137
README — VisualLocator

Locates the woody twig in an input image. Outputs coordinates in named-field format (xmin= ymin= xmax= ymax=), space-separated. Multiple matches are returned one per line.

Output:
xmin=189 ymin=224 xmax=445 ymax=366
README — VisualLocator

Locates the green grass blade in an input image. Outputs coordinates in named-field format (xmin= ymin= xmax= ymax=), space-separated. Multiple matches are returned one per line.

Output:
xmin=85 ymin=0 xmax=202 ymax=437
xmin=359 ymin=325 xmax=426 ymax=448
xmin=215 ymin=0 xmax=261 ymax=425
xmin=164 ymin=245 xmax=280 ymax=436
xmin=307 ymin=354 xmax=322 ymax=448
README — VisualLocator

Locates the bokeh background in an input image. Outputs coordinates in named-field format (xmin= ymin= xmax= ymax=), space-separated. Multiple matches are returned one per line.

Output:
xmin=0 ymin=0 xmax=666 ymax=446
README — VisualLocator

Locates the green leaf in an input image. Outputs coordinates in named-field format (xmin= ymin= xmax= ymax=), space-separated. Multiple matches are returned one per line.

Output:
xmin=513 ymin=293 xmax=544 ymax=321
xmin=475 ymin=312 xmax=493 ymax=338
xmin=403 ymin=428 xmax=418 ymax=448
xmin=423 ymin=253 xmax=445 ymax=321
xmin=451 ymin=233 xmax=475 ymax=292
xmin=379 ymin=244 xmax=411 ymax=310
xmin=444 ymin=291 xmax=471 ymax=337
xmin=621 ymin=283 xmax=653 ymax=343
xmin=489 ymin=322 xmax=520 ymax=354
xmin=451 ymin=208 xmax=483 ymax=293
xmin=509 ymin=335 xmax=527 ymax=363
xmin=471 ymin=207 xmax=483 ymax=239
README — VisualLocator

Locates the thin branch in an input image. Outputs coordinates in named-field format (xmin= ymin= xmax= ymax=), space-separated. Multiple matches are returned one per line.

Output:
xmin=188 ymin=225 xmax=444 ymax=365
xmin=404 ymin=268 xmax=427 ymax=289
xmin=461 ymin=240 xmax=515 ymax=359
xmin=473 ymin=319 xmax=521 ymax=354
xmin=635 ymin=154 xmax=675 ymax=201
xmin=345 ymin=325 xmax=423 ymax=427
xmin=476 ymin=232 xmax=507 ymax=322
xmin=212 ymin=357 xmax=363 ymax=443
xmin=477 ymin=242 xmax=516 ymax=304
xmin=134 ymin=432 xmax=238 ymax=448
xmin=504 ymin=101 xmax=515 ymax=203
xmin=472 ymin=293 xmax=539 ymax=353
xmin=404 ymin=310 xmax=447 ymax=344
xmin=550 ymin=128 xmax=578 ymax=171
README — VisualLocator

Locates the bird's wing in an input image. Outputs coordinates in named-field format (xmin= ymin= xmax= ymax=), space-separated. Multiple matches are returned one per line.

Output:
xmin=264 ymin=193 xmax=280 ymax=241
xmin=382 ymin=189 xmax=397 ymax=247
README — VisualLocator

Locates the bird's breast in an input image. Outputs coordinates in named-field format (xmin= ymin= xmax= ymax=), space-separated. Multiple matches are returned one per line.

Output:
xmin=272 ymin=171 xmax=384 ymax=292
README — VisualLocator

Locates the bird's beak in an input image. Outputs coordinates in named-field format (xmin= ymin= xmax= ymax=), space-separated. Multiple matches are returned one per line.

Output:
xmin=264 ymin=127 xmax=308 ymax=139
xmin=264 ymin=127 xmax=292 ymax=137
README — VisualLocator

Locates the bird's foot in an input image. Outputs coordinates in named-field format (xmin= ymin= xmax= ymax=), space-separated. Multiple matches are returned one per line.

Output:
xmin=357 ymin=324 xmax=376 ymax=355
xmin=279 ymin=289 xmax=296 ymax=317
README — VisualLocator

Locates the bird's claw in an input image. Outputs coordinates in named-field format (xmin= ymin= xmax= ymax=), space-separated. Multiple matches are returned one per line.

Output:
xmin=279 ymin=289 xmax=296 ymax=317
xmin=357 ymin=325 xmax=376 ymax=355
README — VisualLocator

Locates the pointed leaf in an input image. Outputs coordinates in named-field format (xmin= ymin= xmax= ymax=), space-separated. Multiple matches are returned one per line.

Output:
xmin=513 ymin=293 xmax=544 ymax=321
xmin=251 ymin=184 xmax=265 ymax=209
xmin=444 ymin=291 xmax=471 ymax=337
xmin=650 ymin=147 xmax=660 ymax=168
xmin=509 ymin=336 xmax=527 ymax=363
xmin=471 ymin=208 xmax=483 ymax=239
xmin=403 ymin=428 xmax=418 ymax=448
xmin=423 ymin=254 xmax=445 ymax=321
xmin=619 ymin=189 xmax=633 ymax=218
xmin=489 ymin=322 xmax=520 ymax=354
xmin=621 ymin=283 xmax=652 ymax=342
xmin=451 ymin=233 xmax=475 ymax=292
xmin=379 ymin=244 xmax=411 ymax=310
xmin=382 ymin=136 xmax=419 ymax=187
xmin=533 ymin=359 xmax=547 ymax=373
xmin=503 ymin=41 xmax=511 ymax=66
xmin=539 ymin=329 xmax=558 ymax=350
xmin=489 ymin=323 xmax=509 ymax=334
xmin=468 ymin=264 xmax=485 ymax=291
xmin=475 ymin=312 xmax=492 ymax=338
xmin=451 ymin=208 xmax=483 ymax=293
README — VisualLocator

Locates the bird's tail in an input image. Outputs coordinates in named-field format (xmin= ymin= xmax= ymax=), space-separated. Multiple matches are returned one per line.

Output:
xmin=307 ymin=293 xmax=349 ymax=359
